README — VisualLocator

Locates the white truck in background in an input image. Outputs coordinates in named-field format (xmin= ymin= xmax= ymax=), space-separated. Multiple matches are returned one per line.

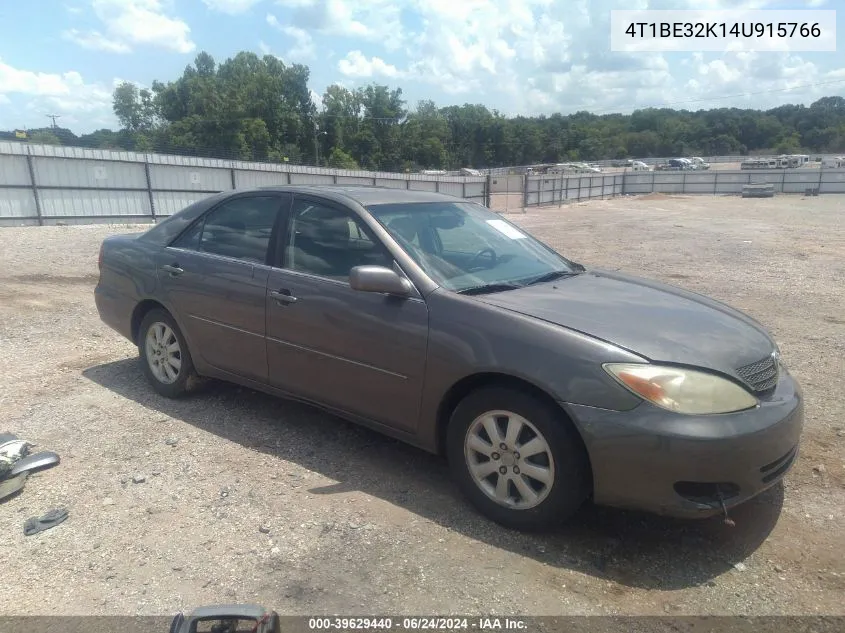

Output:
xmin=687 ymin=157 xmax=710 ymax=170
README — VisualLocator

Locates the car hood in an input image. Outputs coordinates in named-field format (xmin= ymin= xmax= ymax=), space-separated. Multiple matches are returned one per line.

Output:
xmin=475 ymin=268 xmax=775 ymax=376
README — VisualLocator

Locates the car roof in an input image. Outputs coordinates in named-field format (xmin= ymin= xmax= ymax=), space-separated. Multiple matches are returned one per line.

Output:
xmin=254 ymin=184 xmax=467 ymax=207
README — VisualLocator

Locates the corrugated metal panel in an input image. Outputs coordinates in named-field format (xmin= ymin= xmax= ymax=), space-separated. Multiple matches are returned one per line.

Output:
xmin=149 ymin=164 xmax=231 ymax=191
xmin=153 ymin=192 xmax=214 ymax=216
xmin=437 ymin=182 xmax=464 ymax=197
xmin=374 ymin=178 xmax=405 ymax=189
xmin=289 ymin=173 xmax=335 ymax=185
xmin=234 ymin=170 xmax=289 ymax=188
xmin=38 ymin=189 xmax=150 ymax=217
xmin=0 ymin=141 xmax=27 ymax=155
xmin=336 ymin=176 xmax=374 ymax=186
xmin=33 ymin=157 xmax=147 ymax=189
xmin=0 ymin=155 xmax=31 ymax=185
xmin=408 ymin=180 xmax=437 ymax=192
xmin=0 ymin=188 xmax=37 ymax=218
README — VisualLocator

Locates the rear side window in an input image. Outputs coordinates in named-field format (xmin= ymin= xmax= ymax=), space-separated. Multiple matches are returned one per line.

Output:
xmin=172 ymin=196 xmax=280 ymax=264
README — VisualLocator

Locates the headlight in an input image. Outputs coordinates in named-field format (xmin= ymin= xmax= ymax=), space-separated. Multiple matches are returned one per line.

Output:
xmin=603 ymin=363 xmax=758 ymax=415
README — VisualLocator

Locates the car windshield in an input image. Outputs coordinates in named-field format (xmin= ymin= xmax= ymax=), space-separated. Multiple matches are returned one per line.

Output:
xmin=368 ymin=201 xmax=577 ymax=293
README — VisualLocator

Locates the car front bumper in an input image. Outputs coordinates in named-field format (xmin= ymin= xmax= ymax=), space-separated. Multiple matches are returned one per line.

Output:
xmin=563 ymin=365 xmax=804 ymax=518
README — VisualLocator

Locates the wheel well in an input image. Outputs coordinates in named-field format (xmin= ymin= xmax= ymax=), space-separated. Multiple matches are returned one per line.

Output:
xmin=131 ymin=299 xmax=168 ymax=344
xmin=435 ymin=373 xmax=593 ymax=485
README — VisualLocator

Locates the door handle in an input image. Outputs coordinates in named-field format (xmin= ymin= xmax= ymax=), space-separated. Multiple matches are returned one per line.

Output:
xmin=161 ymin=264 xmax=184 ymax=276
xmin=269 ymin=289 xmax=298 ymax=304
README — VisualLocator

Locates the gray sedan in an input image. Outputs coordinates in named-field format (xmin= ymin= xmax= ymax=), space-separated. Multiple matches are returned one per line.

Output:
xmin=95 ymin=186 xmax=803 ymax=530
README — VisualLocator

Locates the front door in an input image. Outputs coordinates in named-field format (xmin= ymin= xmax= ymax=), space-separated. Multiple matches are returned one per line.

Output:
xmin=157 ymin=193 xmax=288 ymax=383
xmin=265 ymin=196 xmax=429 ymax=433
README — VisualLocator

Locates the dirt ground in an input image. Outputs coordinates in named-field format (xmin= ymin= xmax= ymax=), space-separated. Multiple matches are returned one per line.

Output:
xmin=0 ymin=193 xmax=843 ymax=617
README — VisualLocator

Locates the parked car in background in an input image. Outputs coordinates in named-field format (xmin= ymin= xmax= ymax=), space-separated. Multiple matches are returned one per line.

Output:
xmin=95 ymin=186 xmax=803 ymax=530
xmin=687 ymin=157 xmax=710 ymax=170
xmin=630 ymin=160 xmax=650 ymax=171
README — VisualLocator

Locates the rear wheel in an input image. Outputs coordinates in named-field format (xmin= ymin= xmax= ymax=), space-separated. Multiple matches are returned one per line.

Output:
xmin=447 ymin=386 xmax=590 ymax=530
xmin=138 ymin=308 xmax=199 ymax=398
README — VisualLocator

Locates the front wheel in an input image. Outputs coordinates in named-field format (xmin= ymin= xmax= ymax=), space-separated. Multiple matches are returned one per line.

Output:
xmin=447 ymin=386 xmax=590 ymax=531
xmin=138 ymin=308 xmax=199 ymax=398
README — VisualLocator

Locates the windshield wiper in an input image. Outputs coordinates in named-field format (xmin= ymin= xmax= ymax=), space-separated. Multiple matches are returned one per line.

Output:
xmin=457 ymin=282 xmax=523 ymax=296
xmin=523 ymin=269 xmax=580 ymax=286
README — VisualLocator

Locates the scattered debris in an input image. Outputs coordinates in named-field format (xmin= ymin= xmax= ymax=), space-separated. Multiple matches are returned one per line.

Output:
xmin=102 ymin=497 xmax=115 ymax=506
xmin=733 ymin=562 xmax=747 ymax=572
xmin=0 ymin=472 xmax=29 ymax=501
xmin=23 ymin=507 xmax=69 ymax=536
xmin=165 ymin=438 xmax=178 ymax=446
xmin=132 ymin=474 xmax=147 ymax=484
xmin=9 ymin=451 xmax=60 ymax=477
xmin=813 ymin=464 xmax=826 ymax=475
xmin=259 ymin=524 xmax=271 ymax=534
xmin=0 ymin=435 xmax=60 ymax=501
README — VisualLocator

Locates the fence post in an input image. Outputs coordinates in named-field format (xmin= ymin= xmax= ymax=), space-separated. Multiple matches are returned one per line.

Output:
xmin=230 ymin=167 xmax=236 ymax=190
xmin=435 ymin=180 xmax=440 ymax=193
xmin=651 ymin=169 xmax=655 ymax=193
xmin=522 ymin=173 xmax=529 ymax=210
xmin=781 ymin=170 xmax=786 ymax=193
xmin=373 ymin=176 xmax=378 ymax=186
xmin=144 ymin=158 xmax=156 ymax=222
xmin=620 ymin=172 xmax=626 ymax=196
xmin=406 ymin=178 xmax=410 ymax=190
xmin=24 ymin=147 xmax=44 ymax=226
xmin=713 ymin=172 xmax=718 ymax=196
xmin=681 ymin=170 xmax=686 ymax=195
xmin=817 ymin=164 xmax=823 ymax=194
xmin=578 ymin=176 xmax=583 ymax=201
xmin=485 ymin=174 xmax=492 ymax=207
xmin=286 ymin=171 xmax=292 ymax=185
xmin=333 ymin=174 xmax=338 ymax=184
xmin=462 ymin=180 xmax=466 ymax=200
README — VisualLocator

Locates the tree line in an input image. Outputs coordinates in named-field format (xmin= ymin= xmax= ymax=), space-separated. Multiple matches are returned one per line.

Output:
xmin=3 ymin=50 xmax=845 ymax=172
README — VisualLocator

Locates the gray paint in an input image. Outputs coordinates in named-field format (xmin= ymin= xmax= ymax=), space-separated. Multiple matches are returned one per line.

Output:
xmin=95 ymin=185 xmax=804 ymax=518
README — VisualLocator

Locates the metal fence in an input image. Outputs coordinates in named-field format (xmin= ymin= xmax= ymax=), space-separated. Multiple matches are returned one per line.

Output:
xmin=0 ymin=142 xmax=489 ymax=226
xmin=523 ymin=168 xmax=845 ymax=207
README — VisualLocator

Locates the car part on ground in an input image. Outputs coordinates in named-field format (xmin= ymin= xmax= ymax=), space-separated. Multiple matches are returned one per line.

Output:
xmin=23 ymin=507 xmax=69 ymax=536
xmin=0 ymin=472 xmax=28 ymax=501
xmin=8 ymin=451 xmax=61 ymax=478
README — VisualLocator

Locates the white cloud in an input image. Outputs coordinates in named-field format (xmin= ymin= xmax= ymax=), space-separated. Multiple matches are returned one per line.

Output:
xmin=337 ymin=51 xmax=404 ymax=79
xmin=266 ymin=14 xmax=316 ymax=60
xmin=272 ymin=0 xmax=404 ymax=51
xmin=318 ymin=0 xmax=843 ymax=116
xmin=202 ymin=0 xmax=264 ymax=13
xmin=64 ymin=0 xmax=194 ymax=54
xmin=62 ymin=29 xmax=131 ymax=53
xmin=0 ymin=58 xmax=117 ymax=129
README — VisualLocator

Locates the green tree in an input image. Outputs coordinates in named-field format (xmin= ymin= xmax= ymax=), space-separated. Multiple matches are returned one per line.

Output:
xmin=28 ymin=130 xmax=61 ymax=145
xmin=327 ymin=147 xmax=361 ymax=169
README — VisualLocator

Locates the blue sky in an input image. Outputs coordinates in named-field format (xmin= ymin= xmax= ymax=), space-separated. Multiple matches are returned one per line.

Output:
xmin=0 ymin=0 xmax=843 ymax=134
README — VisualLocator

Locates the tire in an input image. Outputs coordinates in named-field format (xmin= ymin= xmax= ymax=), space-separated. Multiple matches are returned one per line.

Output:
xmin=137 ymin=308 xmax=200 ymax=398
xmin=447 ymin=386 xmax=590 ymax=531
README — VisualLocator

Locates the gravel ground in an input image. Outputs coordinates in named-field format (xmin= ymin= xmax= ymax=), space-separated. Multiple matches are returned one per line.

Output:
xmin=0 ymin=194 xmax=843 ymax=617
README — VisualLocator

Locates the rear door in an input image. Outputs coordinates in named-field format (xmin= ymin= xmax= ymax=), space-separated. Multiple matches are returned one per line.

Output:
xmin=157 ymin=193 xmax=289 ymax=383
xmin=264 ymin=195 xmax=430 ymax=433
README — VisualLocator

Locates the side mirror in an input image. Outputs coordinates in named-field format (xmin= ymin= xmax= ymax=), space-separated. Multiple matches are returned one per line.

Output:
xmin=349 ymin=265 xmax=412 ymax=297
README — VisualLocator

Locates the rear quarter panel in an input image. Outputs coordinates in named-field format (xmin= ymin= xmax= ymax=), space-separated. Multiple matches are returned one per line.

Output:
xmin=95 ymin=234 xmax=164 ymax=343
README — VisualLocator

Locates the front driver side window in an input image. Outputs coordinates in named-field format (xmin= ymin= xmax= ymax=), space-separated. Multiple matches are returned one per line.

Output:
xmin=285 ymin=200 xmax=392 ymax=280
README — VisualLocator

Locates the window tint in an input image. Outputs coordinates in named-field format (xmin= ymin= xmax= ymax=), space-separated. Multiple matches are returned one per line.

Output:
xmin=285 ymin=199 xmax=392 ymax=280
xmin=198 ymin=196 xmax=280 ymax=263
xmin=172 ymin=219 xmax=202 ymax=250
